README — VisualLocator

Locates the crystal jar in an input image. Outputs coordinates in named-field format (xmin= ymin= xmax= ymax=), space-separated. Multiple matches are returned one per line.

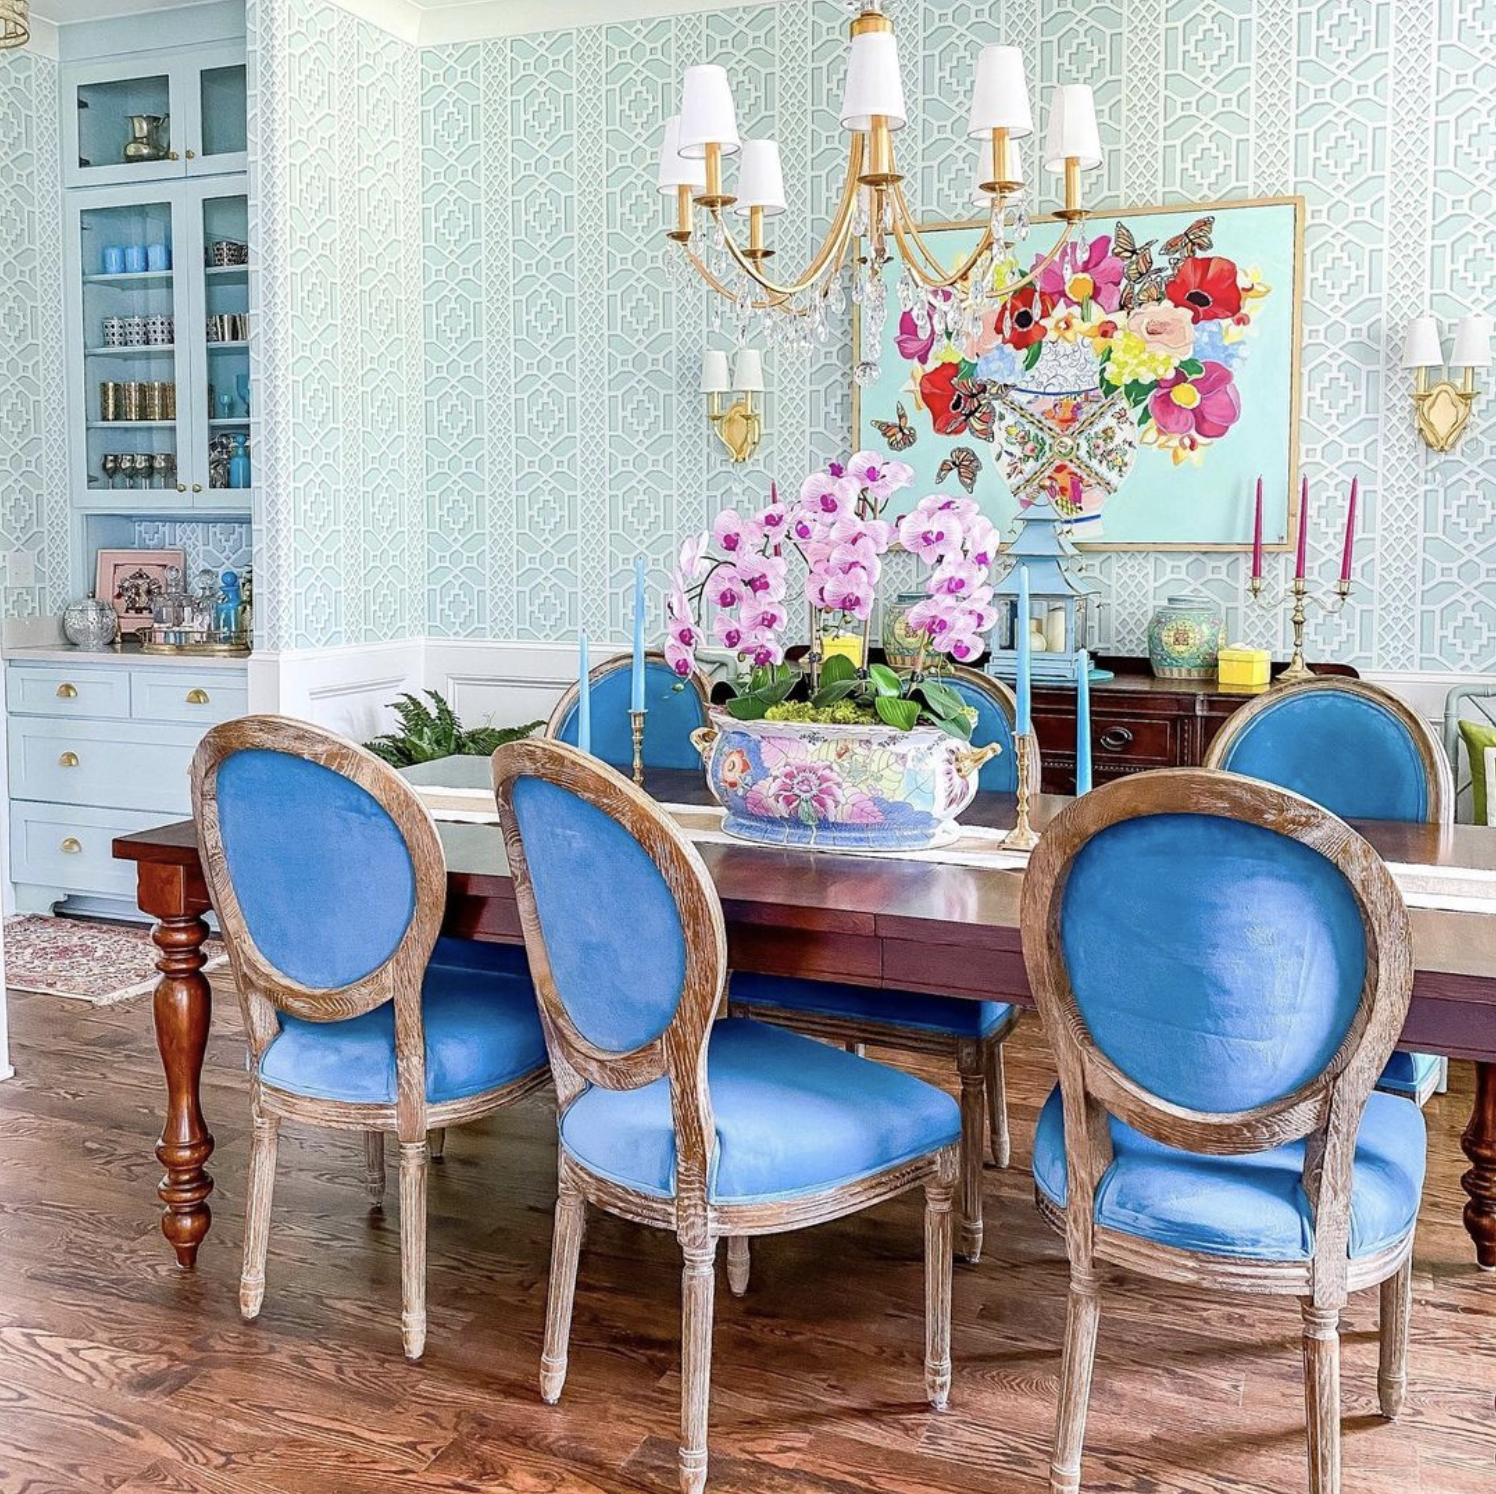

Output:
xmin=62 ymin=595 xmax=118 ymax=651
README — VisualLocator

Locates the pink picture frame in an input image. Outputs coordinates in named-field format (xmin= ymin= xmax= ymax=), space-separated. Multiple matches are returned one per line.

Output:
xmin=95 ymin=548 xmax=186 ymax=634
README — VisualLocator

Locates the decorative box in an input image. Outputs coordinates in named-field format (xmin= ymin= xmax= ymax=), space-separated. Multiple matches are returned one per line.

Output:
xmin=1217 ymin=644 xmax=1270 ymax=691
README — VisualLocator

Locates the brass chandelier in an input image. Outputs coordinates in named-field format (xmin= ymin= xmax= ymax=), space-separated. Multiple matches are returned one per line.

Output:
xmin=655 ymin=0 xmax=1103 ymax=376
xmin=1 ymin=0 xmax=29 ymax=48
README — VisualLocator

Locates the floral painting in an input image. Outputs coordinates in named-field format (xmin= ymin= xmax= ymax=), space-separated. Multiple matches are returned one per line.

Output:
xmin=853 ymin=197 xmax=1303 ymax=549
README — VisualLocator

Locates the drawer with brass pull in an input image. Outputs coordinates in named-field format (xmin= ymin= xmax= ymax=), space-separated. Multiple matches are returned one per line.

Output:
xmin=6 ymin=664 xmax=132 ymax=718
xmin=9 ymin=802 xmax=167 ymax=902
xmin=7 ymin=716 xmax=198 ymax=814
xmin=132 ymin=670 xmax=247 ymax=725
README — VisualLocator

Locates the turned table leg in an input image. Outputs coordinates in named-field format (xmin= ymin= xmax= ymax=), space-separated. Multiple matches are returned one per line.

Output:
xmin=1461 ymin=1060 xmax=1496 ymax=1271
xmin=150 ymin=901 xmax=216 ymax=1268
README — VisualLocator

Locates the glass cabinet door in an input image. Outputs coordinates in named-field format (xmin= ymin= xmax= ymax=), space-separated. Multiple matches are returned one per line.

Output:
xmin=191 ymin=60 xmax=248 ymax=176
xmin=74 ymin=193 xmax=191 ymax=508
xmin=193 ymin=189 xmax=253 ymax=500
xmin=65 ymin=62 xmax=182 ymax=189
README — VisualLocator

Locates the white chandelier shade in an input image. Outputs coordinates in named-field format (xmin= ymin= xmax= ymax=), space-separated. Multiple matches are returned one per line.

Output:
xmin=656 ymin=116 xmax=707 ymax=194
xmin=678 ymin=65 xmax=740 ymax=158
xmin=839 ymin=31 xmax=908 ymax=131
xmin=968 ymin=45 xmax=1032 ymax=139
xmin=734 ymin=140 xmax=787 ymax=217
xmin=1043 ymin=84 xmax=1103 ymax=171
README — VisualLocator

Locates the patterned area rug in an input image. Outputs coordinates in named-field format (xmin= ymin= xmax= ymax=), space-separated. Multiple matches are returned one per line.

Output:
xmin=4 ymin=915 xmax=226 ymax=1006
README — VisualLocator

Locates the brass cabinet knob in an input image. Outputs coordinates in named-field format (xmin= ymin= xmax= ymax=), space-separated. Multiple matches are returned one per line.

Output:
xmin=56 ymin=682 xmax=78 ymax=699
xmin=192 ymin=483 xmax=203 ymax=493
xmin=185 ymin=688 xmax=210 ymax=705
xmin=185 ymin=149 xmax=196 ymax=159
xmin=60 ymin=837 xmax=82 ymax=854
xmin=168 ymin=151 xmax=179 ymax=161
xmin=58 ymin=751 xmax=80 ymax=768
xmin=177 ymin=482 xmax=188 ymax=493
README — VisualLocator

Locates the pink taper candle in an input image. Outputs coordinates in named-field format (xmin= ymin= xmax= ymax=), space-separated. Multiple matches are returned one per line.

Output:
xmin=1339 ymin=476 xmax=1358 ymax=584
xmin=1294 ymin=475 xmax=1309 ymax=580
xmin=1251 ymin=476 xmax=1263 ymax=580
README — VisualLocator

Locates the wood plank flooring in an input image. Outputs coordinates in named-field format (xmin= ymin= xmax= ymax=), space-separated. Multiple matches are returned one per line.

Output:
xmin=0 ymin=984 xmax=1493 ymax=1493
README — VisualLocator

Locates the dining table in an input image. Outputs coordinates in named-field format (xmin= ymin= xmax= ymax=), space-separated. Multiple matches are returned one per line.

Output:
xmin=113 ymin=757 xmax=1496 ymax=1274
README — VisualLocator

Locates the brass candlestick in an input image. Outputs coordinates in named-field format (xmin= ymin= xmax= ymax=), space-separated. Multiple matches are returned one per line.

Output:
xmin=629 ymin=709 xmax=646 ymax=787
xmin=1001 ymin=732 xmax=1040 ymax=851
xmin=1249 ymin=574 xmax=1352 ymax=685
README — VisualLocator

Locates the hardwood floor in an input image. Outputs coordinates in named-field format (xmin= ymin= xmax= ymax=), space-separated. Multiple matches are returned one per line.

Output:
xmin=1 ymin=984 xmax=1493 ymax=1494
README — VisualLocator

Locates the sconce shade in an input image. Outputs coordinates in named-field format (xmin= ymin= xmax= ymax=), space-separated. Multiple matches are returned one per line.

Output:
xmin=840 ymin=32 xmax=907 ymax=132
xmin=1043 ymin=84 xmax=1102 ymax=171
xmin=968 ymin=46 xmax=1032 ymax=138
xmin=1402 ymin=315 xmax=1445 ymax=369
xmin=972 ymin=140 xmax=1023 ymax=202
xmin=1452 ymin=313 xmax=1493 ymax=370
xmin=678 ymin=65 xmax=740 ymax=158
xmin=733 ymin=140 xmax=787 ymax=217
xmin=656 ymin=116 xmax=706 ymax=194
xmin=732 ymin=348 xmax=765 ymax=392
xmin=700 ymin=350 xmax=731 ymax=394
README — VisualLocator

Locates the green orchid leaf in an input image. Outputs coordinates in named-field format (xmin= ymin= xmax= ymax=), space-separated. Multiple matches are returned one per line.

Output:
xmin=867 ymin=662 xmax=903 ymax=697
xmin=812 ymin=679 xmax=859 ymax=707
xmin=875 ymin=695 xmax=921 ymax=731
xmin=725 ymin=695 xmax=769 ymax=721
xmin=819 ymin=653 xmax=856 ymax=686
xmin=917 ymin=678 xmax=965 ymax=719
xmin=925 ymin=709 xmax=974 ymax=740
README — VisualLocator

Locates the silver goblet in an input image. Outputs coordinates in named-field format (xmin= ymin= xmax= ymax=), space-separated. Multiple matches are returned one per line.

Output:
xmin=101 ymin=453 xmax=120 ymax=488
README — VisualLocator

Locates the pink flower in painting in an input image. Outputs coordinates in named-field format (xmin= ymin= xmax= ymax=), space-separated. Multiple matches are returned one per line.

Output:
xmin=896 ymin=308 xmax=936 ymax=363
xmin=765 ymin=760 xmax=846 ymax=820
xmin=1039 ymin=234 xmax=1125 ymax=312
xmin=1148 ymin=361 xmax=1242 ymax=440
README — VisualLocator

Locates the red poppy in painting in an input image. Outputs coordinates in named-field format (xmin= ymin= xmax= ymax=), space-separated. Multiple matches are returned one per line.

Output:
xmin=919 ymin=363 xmax=996 ymax=441
xmin=998 ymin=285 xmax=1053 ymax=349
xmin=1164 ymin=255 xmax=1242 ymax=322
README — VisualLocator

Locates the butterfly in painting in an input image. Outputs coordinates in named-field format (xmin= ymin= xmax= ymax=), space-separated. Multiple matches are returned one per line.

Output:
xmin=1161 ymin=215 xmax=1216 ymax=262
xmin=936 ymin=445 xmax=982 ymax=493
xmin=872 ymin=402 xmax=918 ymax=451
xmin=1113 ymin=221 xmax=1168 ymax=310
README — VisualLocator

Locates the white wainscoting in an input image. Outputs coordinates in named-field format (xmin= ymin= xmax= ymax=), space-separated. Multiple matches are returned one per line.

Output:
xmin=249 ymin=638 xmax=426 ymax=742
xmin=425 ymin=637 xmax=616 ymax=733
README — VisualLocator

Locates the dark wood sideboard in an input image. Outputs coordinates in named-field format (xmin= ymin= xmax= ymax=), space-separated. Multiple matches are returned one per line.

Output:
xmin=1033 ymin=656 xmax=1359 ymax=795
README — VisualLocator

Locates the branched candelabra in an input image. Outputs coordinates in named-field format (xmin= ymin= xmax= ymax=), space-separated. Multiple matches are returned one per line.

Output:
xmin=1248 ymin=574 xmax=1353 ymax=684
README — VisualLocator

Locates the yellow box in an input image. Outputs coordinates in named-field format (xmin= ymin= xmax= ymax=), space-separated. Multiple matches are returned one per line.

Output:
xmin=1217 ymin=645 xmax=1270 ymax=689
xmin=821 ymin=633 xmax=866 ymax=669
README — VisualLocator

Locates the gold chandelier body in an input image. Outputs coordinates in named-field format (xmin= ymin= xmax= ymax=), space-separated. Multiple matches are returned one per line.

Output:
xmin=1 ymin=0 xmax=30 ymax=49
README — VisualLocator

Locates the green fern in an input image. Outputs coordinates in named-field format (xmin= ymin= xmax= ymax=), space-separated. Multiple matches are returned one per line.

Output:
xmin=365 ymin=690 xmax=541 ymax=767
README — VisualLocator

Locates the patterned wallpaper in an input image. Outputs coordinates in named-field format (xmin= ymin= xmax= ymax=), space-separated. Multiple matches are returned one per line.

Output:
xmin=251 ymin=0 xmax=424 ymax=651
xmin=417 ymin=0 xmax=1496 ymax=672
xmin=0 ymin=52 xmax=68 ymax=622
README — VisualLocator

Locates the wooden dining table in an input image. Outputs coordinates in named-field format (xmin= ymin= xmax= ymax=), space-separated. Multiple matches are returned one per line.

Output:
xmin=113 ymin=758 xmax=1496 ymax=1274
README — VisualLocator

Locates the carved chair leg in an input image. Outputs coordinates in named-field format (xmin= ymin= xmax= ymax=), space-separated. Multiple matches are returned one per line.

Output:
xmin=1301 ymin=1301 xmax=1343 ymax=1494
xmin=428 ymin=1126 xmax=447 ymax=1162
xmin=1050 ymin=1274 xmax=1101 ymax=1494
xmin=240 ymin=1110 xmax=279 ymax=1321
xmin=679 ymin=1241 xmax=718 ymax=1494
xmin=364 ymin=1130 xmax=386 ymax=1206
xmin=1377 ymin=1258 xmax=1412 ymax=1419
xmin=955 ymin=1040 xmax=985 ymax=1262
xmin=984 ymin=1038 xmax=1011 ymax=1169
xmin=923 ymin=1149 xmax=956 ymax=1410
xmin=399 ymin=1140 xmax=429 ymax=1362
xmin=541 ymin=1181 xmax=587 ymax=1404
xmin=726 ymin=1235 xmax=751 ymax=1297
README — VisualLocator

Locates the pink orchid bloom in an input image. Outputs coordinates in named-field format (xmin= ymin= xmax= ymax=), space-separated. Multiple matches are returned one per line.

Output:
xmin=929 ymin=560 xmax=984 ymax=598
xmin=745 ymin=603 xmax=787 ymax=633
xmin=712 ymin=611 xmax=746 ymax=651
xmin=819 ymin=564 xmax=875 ymax=619
xmin=743 ymin=630 xmax=784 ymax=668
xmin=789 ymin=510 xmax=825 ymax=545
xmin=964 ymin=516 xmax=999 ymax=568
xmin=667 ymin=615 xmax=699 ymax=649
xmin=848 ymin=450 xmax=914 ymax=500
xmin=897 ymin=509 xmax=965 ymax=561
xmin=905 ymin=597 xmax=954 ymax=640
xmin=677 ymin=531 xmax=711 ymax=581
xmin=736 ymin=554 xmax=785 ymax=600
xmin=944 ymin=632 xmax=984 ymax=662
xmin=712 ymin=508 xmax=761 ymax=555
xmin=799 ymin=472 xmax=858 ymax=519
xmin=759 ymin=501 xmax=788 ymax=533
xmin=664 ymin=638 xmax=695 ymax=677
xmin=706 ymin=565 xmax=744 ymax=610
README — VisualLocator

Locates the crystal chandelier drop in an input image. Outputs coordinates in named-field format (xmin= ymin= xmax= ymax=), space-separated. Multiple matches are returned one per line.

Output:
xmin=0 ymin=0 xmax=29 ymax=48
xmin=656 ymin=0 xmax=1103 ymax=379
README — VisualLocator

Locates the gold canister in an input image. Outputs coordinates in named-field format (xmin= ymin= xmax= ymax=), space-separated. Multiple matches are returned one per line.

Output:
xmin=162 ymin=381 xmax=176 ymax=419
xmin=142 ymin=382 xmax=164 ymax=422
xmin=99 ymin=381 xmax=123 ymax=421
xmin=121 ymin=382 xmax=144 ymax=421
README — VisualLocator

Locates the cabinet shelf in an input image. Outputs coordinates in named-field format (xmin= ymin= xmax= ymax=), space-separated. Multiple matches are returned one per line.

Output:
xmin=205 ymin=340 xmax=248 ymax=352
xmin=86 ymin=419 xmax=175 ymax=429
xmin=205 ymin=265 xmax=248 ymax=281
xmin=86 ymin=344 xmax=176 ymax=358
xmin=208 ymin=417 xmax=250 ymax=427
xmin=84 ymin=270 xmax=174 ymax=286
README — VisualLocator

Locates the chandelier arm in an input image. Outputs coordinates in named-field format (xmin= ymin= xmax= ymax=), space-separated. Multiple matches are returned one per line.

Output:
xmin=708 ymin=135 xmax=866 ymax=300
xmin=887 ymin=185 xmax=973 ymax=281
xmin=680 ymin=245 xmax=801 ymax=313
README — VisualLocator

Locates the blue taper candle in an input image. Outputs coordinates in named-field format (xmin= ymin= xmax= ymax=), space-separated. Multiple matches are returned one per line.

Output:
xmin=631 ymin=557 xmax=646 ymax=712
xmin=1014 ymin=564 xmax=1032 ymax=736
xmin=1075 ymin=649 xmax=1092 ymax=794
xmin=577 ymin=629 xmax=591 ymax=755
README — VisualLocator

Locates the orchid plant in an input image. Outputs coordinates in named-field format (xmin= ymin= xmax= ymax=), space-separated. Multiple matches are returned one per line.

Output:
xmin=666 ymin=453 xmax=1002 ymax=734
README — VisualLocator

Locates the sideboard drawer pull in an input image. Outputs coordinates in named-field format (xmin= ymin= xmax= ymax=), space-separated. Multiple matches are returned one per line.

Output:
xmin=60 ymin=837 xmax=82 ymax=854
xmin=185 ymin=688 xmax=211 ymax=705
xmin=58 ymin=751 xmax=80 ymax=768
xmin=1099 ymin=726 xmax=1135 ymax=753
xmin=56 ymin=683 xmax=78 ymax=699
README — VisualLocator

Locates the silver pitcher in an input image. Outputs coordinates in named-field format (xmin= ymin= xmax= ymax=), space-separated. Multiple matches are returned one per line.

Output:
xmin=123 ymin=114 xmax=169 ymax=164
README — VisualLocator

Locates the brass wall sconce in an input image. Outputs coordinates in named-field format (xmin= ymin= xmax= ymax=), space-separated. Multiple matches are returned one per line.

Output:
xmin=1404 ymin=312 xmax=1492 ymax=453
xmin=702 ymin=347 xmax=764 ymax=463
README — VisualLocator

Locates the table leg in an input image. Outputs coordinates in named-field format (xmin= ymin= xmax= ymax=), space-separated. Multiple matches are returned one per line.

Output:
xmin=151 ymin=909 xmax=215 ymax=1268
xmin=1460 ymin=1061 xmax=1496 ymax=1271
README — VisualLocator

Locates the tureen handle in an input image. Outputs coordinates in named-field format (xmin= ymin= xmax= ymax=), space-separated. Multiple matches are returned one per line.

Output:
xmin=954 ymin=741 xmax=1003 ymax=779
xmin=689 ymin=726 xmax=719 ymax=761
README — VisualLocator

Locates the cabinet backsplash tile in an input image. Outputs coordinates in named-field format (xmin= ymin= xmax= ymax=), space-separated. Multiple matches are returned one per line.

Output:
xmin=132 ymin=520 xmax=253 ymax=579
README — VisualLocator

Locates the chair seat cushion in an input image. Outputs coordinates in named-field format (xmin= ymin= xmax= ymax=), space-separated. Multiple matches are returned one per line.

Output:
xmin=1032 ymin=1084 xmax=1425 ymax=1262
xmin=729 ymin=971 xmax=1016 ymax=1040
xmin=260 ymin=942 xmax=546 ymax=1106
xmin=560 ymin=1018 xmax=961 ymax=1204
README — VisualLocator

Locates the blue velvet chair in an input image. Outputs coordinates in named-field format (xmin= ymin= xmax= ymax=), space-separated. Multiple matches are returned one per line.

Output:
xmin=492 ymin=737 xmax=961 ymax=1494
xmin=546 ymin=649 xmax=711 ymax=771
xmin=1204 ymin=676 xmax=1454 ymax=1104
xmin=729 ymin=665 xmax=1032 ymax=1263
xmin=190 ymin=717 xmax=548 ymax=1361
xmin=1022 ymin=770 xmax=1423 ymax=1494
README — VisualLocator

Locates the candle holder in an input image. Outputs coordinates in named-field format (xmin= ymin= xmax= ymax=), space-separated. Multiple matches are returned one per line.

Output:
xmin=629 ymin=709 xmax=647 ymax=787
xmin=1248 ymin=574 xmax=1353 ymax=684
xmin=1001 ymin=733 xmax=1040 ymax=852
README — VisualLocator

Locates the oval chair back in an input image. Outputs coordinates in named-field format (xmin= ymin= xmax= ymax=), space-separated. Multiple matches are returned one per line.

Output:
xmin=492 ymin=737 xmax=728 ymax=1212
xmin=946 ymin=666 xmax=1040 ymax=795
xmin=1203 ymin=677 xmax=1452 ymax=827
xmin=1021 ymin=769 xmax=1412 ymax=1269
xmin=191 ymin=716 xmax=447 ymax=1113
xmin=546 ymin=651 xmax=711 ymax=771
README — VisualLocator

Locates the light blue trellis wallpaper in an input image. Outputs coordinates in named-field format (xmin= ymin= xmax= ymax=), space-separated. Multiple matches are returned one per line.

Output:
xmin=416 ymin=0 xmax=1496 ymax=672
xmin=0 ymin=52 xmax=68 ymax=622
